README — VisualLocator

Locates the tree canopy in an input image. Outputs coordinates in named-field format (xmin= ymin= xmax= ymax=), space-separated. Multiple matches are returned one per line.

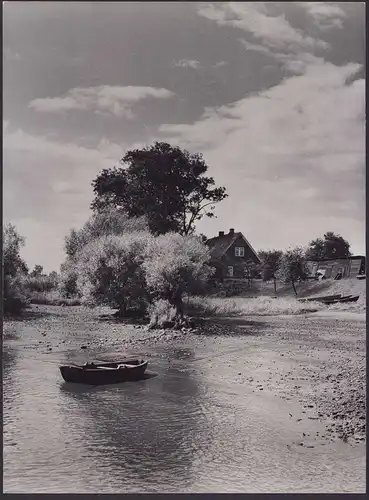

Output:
xmin=91 ymin=142 xmax=227 ymax=235
xmin=60 ymin=207 xmax=213 ymax=321
xmin=143 ymin=232 xmax=213 ymax=317
xmin=3 ymin=223 xmax=28 ymax=278
xmin=258 ymin=249 xmax=283 ymax=292
xmin=30 ymin=264 xmax=44 ymax=277
xmin=276 ymin=247 xmax=308 ymax=296
xmin=306 ymin=232 xmax=352 ymax=260
xmin=75 ymin=231 xmax=151 ymax=313
xmin=60 ymin=207 xmax=148 ymax=298
xmin=3 ymin=224 xmax=29 ymax=313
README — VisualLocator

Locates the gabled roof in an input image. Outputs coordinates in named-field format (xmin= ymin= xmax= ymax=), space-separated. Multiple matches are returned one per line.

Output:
xmin=206 ymin=231 xmax=260 ymax=263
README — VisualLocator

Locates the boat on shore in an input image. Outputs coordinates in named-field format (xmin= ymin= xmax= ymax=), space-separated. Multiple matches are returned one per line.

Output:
xmin=59 ymin=359 xmax=148 ymax=385
xmin=298 ymin=294 xmax=342 ymax=303
xmin=325 ymin=295 xmax=360 ymax=305
xmin=298 ymin=293 xmax=360 ymax=306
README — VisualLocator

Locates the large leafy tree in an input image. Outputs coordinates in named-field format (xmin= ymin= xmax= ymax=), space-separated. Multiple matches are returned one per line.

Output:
xmin=276 ymin=247 xmax=308 ymax=296
xmin=91 ymin=142 xmax=227 ymax=235
xmin=258 ymin=249 xmax=283 ymax=293
xmin=306 ymin=232 xmax=352 ymax=260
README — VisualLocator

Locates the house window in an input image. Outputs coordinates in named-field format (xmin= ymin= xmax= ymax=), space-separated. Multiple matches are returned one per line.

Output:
xmin=235 ymin=246 xmax=245 ymax=257
xmin=227 ymin=266 xmax=234 ymax=277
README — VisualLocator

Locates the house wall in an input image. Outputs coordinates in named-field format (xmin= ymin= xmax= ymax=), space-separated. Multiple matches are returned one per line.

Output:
xmin=307 ymin=257 xmax=365 ymax=279
xmin=217 ymin=235 xmax=259 ymax=279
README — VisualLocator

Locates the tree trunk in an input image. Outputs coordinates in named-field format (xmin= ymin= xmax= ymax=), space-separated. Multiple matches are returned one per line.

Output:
xmin=176 ymin=297 xmax=184 ymax=319
xmin=118 ymin=299 xmax=126 ymax=317
xmin=174 ymin=289 xmax=184 ymax=319
xmin=291 ymin=280 xmax=297 ymax=296
xmin=273 ymin=277 xmax=277 ymax=294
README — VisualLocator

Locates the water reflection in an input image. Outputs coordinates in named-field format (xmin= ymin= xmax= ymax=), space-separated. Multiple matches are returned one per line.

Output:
xmin=3 ymin=347 xmax=20 ymax=435
xmin=3 ymin=320 xmax=366 ymax=494
xmin=57 ymin=355 xmax=211 ymax=491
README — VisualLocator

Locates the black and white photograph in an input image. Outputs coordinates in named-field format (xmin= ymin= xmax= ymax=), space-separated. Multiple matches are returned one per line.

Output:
xmin=3 ymin=1 xmax=366 ymax=494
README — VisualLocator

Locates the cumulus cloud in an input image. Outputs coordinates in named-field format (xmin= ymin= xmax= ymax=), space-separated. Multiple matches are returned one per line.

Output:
xmin=197 ymin=2 xmax=329 ymax=52
xmin=298 ymin=2 xmax=346 ymax=29
xmin=28 ymin=85 xmax=175 ymax=117
xmin=213 ymin=61 xmax=227 ymax=68
xmin=158 ymin=59 xmax=365 ymax=252
xmin=173 ymin=59 xmax=201 ymax=69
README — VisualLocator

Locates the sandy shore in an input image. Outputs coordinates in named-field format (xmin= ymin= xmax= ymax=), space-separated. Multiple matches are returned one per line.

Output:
xmin=5 ymin=305 xmax=366 ymax=448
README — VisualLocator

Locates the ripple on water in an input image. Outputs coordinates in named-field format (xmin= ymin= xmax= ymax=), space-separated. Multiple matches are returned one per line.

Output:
xmin=3 ymin=334 xmax=366 ymax=494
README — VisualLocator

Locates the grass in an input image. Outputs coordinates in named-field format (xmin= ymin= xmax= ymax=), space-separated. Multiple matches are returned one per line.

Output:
xmin=29 ymin=291 xmax=81 ymax=306
xmin=188 ymin=277 xmax=366 ymax=317
xmin=186 ymin=295 xmax=325 ymax=317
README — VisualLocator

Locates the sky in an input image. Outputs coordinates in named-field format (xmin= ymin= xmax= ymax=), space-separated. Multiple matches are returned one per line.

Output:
xmin=3 ymin=2 xmax=366 ymax=272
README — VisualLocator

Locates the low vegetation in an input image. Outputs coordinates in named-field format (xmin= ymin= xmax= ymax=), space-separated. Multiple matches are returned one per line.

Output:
xmin=186 ymin=295 xmax=325 ymax=317
xmin=29 ymin=292 xmax=81 ymax=307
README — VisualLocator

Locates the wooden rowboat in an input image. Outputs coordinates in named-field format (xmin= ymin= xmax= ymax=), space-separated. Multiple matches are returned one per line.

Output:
xmin=59 ymin=359 xmax=148 ymax=385
xmin=298 ymin=294 xmax=342 ymax=303
xmin=336 ymin=295 xmax=359 ymax=304
xmin=323 ymin=295 xmax=359 ymax=305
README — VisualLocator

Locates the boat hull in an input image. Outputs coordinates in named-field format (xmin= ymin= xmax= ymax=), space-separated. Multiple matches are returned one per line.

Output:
xmin=59 ymin=360 xmax=148 ymax=385
xmin=298 ymin=294 xmax=342 ymax=303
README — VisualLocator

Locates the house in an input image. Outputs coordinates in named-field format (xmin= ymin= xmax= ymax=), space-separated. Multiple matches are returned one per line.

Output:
xmin=306 ymin=255 xmax=365 ymax=279
xmin=206 ymin=228 xmax=261 ymax=281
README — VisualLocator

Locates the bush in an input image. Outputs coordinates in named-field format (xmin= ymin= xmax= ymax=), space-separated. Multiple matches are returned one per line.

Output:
xmin=29 ymin=292 xmax=81 ymax=306
xmin=59 ymin=263 xmax=79 ymax=298
xmin=3 ymin=275 xmax=30 ymax=314
xmin=59 ymin=211 xmax=214 ymax=323
xmin=3 ymin=224 xmax=30 ymax=315
xmin=143 ymin=233 xmax=213 ymax=318
xmin=24 ymin=275 xmax=57 ymax=294
xmin=75 ymin=231 xmax=152 ymax=313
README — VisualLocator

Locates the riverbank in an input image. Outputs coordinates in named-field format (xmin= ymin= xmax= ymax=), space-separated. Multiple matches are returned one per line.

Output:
xmin=4 ymin=304 xmax=366 ymax=492
xmin=5 ymin=304 xmax=366 ymax=446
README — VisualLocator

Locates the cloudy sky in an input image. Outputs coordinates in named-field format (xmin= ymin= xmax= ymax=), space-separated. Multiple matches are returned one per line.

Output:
xmin=3 ymin=2 xmax=365 ymax=272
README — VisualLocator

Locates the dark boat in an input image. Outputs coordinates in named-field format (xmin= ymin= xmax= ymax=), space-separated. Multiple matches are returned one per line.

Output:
xmin=59 ymin=359 xmax=148 ymax=385
xmin=337 ymin=295 xmax=360 ymax=304
xmin=298 ymin=294 xmax=342 ymax=303
xmin=323 ymin=295 xmax=358 ymax=305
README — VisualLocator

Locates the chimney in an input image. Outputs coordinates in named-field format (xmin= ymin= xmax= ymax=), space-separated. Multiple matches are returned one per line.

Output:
xmin=219 ymin=231 xmax=224 ymax=237
xmin=229 ymin=228 xmax=235 ymax=235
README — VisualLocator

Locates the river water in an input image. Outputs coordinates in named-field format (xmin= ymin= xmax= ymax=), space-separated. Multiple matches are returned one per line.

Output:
xmin=3 ymin=311 xmax=365 ymax=493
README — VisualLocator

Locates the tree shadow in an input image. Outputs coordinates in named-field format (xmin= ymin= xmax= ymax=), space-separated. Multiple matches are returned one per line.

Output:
xmin=4 ymin=308 xmax=61 ymax=322
xmin=196 ymin=316 xmax=269 ymax=337
xmin=97 ymin=312 xmax=148 ymax=326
